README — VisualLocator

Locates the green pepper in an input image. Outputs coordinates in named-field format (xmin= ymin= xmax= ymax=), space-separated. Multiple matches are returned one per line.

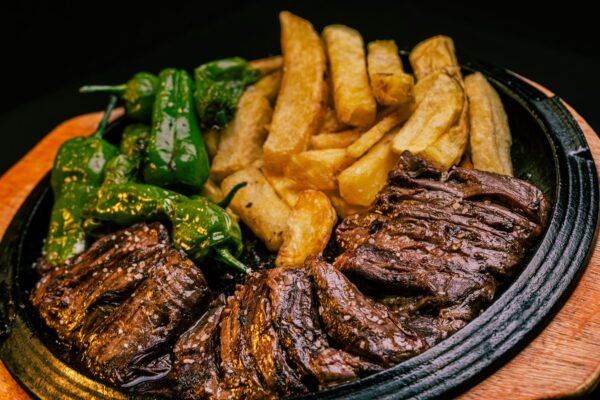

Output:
xmin=80 ymin=72 xmax=158 ymax=123
xmin=194 ymin=57 xmax=260 ymax=128
xmin=102 ymin=124 xmax=150 ymax=186
xmin=143 ymin=68 xmax=210 ymax=192
xmin=86 ymin=182 xmax=249 ymax=273
xmin=45 ymin=96 xmax=120 ymax=265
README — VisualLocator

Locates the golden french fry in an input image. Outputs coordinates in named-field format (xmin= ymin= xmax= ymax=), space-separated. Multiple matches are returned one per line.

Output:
xmin=328 ymin=193 xmax=368 ymax=218
xmin=284 ymin=149 xmax=355 ymax=192
xmin=276 ymin=190 xmax=337 ymax=268
xmin=310 ymin=129 xmax=361 ymax=150
xmin=249 ymin=55 xmax=283 ymax=76
xmin=418 ymin=96 xmax=469 ymax=171
xmin=465 ymin=72 xmax=513 ymax=176
xmin=203 ymin=128 xmax=220 ymax=160
xmin=392 ymin=73 xmax=463 ymax=155
xmin=413 ymin=66 xmax=461 ymax=104
xmin=339 ymin=132 xmax=399 ymax=206
xmin=367 ymin=40 xmax=414 ymax=107
xmin=251 ymin=70 xmax=282 ymax=104
xmin=263 ymin=12 xmax=327 ymax=173
xmin=221 ymin=167 xmax=291 ymax=251
xmin=201 ymin=178 xmax=224 ymax=203
xmin=409 ymin=35 xmax=460 ymax=81
xmin=320 ymin=106 xmax=348 ymax=133
xmin=264 ymin=171 xmax=301 ymax=208
xmin=323 ymin=25 xmax=376 ymax=128
xmin=210 ymin=90 xmax=272 ymax=181
xmin=347 ymin=109 xmax=412 ymax=158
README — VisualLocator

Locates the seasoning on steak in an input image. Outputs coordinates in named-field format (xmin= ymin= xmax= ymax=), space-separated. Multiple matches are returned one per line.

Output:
xmin=335 ymin=151 xmax=549 ymax=334
xmin=267 ymin=267 xmax=381 ymax=388
xmin=173 ymin=296 xmax=227 ymax=400
xmin=311 ymin=257 xmax=426 ymax=366
xmin=31 ymin=223 xmax=211 ymax=386
xmin=219 ymin=273 xmax=271 ymax=399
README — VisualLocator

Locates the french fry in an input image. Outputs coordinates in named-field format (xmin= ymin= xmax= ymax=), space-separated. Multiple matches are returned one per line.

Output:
xmin=221 ymin=167 xmax=291 ymax=251
xmin=320 ymin=106 xmax=348 ymax=133
xmin=249 ymin=55 xmax=283 ymax=76
xmin=328 ymin=193 xmax=368 ymax=218
xmin=203 ymin=128 xmax=220 ymax=160
xmin=263 ymin=12 xmax=327 ymax=173
xmin=409 ymin=35 xmax=460 ymax=81
xmin=264 ymin=171 xmax=301 ymax=207
xmin=284 ymin=149 xmax=355 ymax=192
xmin=310 ymin=129 xmax=361 ymax=150
xmin=276 ymin=190 xmax=337 ymax=268
xmin=418 ymin=96 xmax=469 ymax=171
xmin=367 ymin=40 xmax=414 ymax=107
xmin=201 ymin=178 xmax=239 ymax=221
xmin=392 ymin=72 xmax=463 ymax=155
xmin=323 ymin=25 xmax=376 ymax=128
xmin=339 ymin=132 xmax=399 ymax=206
xmin=464 ymin=72 xmax=513 ymax=176
xmin=251 ymin=70 xmax=282 ymax=104
xmin=210 ymin=90 xmax=272 ymax=181
xmin=413 ymin=67 xmax=462 ymax=104
xmin=201 ymin=178 xmax=224 ymax=203
xmin=347 ymin=109 xmax=411 ymax=158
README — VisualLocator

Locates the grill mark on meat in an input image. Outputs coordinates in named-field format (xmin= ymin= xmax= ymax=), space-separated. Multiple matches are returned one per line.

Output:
xmin=219 ymin=273 xmax=271 ymax=398
xmin=83 ymin=247 xmax=210 ymax=384
xmin=31 ymin=223 xmax=169 ymax=342
xmin=31 ymin=223 xmax=212 ymax=386
xmin=249 ymin=276 xmax=307 ymax=395
xmin=267 ymin=267 xmax=381 ymax=388
xmin=173 ymin=297 xmax=227 ymax=400
xmin=311 ymin=257 xmax=426 ymax=366
xmin=334 ymin=151 xmax=548 ymax=344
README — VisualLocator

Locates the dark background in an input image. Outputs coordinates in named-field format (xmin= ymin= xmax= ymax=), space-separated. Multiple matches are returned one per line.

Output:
xmin=0 ymin=0 xmax=598 ymax=397
xmin=1 ymin=0 xmax=599 ymax=176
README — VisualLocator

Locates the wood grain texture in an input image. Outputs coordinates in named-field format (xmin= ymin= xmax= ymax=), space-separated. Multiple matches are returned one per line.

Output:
xmin=0 ymin=91 xmax=598 ymax=399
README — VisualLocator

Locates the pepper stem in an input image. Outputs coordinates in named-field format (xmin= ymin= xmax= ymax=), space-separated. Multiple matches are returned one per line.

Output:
xmin=217 ymin=182 xmax=247 ymax=208
xmin=80 ymin=84 xmax=127 ymax=95
xmin=93 ymin=95 xmax=119 ymax=139
xmin=214 ymin=247 xmax=251 ymax=274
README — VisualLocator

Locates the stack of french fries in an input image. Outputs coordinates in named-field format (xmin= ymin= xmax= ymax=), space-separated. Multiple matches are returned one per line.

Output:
xmin=207 ymin=11 xmax=514 ymax=268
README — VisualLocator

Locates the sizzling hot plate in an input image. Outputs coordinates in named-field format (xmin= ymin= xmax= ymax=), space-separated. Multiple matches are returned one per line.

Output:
xmin=0 ymin=61 xmax=598 ymax=399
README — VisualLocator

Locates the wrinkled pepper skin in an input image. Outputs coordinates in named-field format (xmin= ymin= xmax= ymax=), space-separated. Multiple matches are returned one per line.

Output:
xmin=144 ymin=68 xmax=210 ymax=192
xmin=102 ymin=124 xmax=150 ymax=186
xmin=87 ymin=182 xmax=248 ymax=273
xmin=45 ymin=96 xmax=120 ymax=265
xmin=194 ymin=57 xmax=260 ymax=128
xmin=80 ymin=72 xmax=158 ymax=123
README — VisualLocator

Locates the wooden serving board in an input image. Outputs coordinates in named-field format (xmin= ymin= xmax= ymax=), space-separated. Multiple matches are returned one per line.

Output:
xmin=1 ymin=83 xmax=599 ymax=399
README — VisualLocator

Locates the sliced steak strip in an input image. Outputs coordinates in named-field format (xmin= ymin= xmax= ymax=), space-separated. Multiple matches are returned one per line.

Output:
xmin=173 ymin=297 xmax=227 ymax=400
xmin=248 ymin=274 xmax=307 ymax=396
xmin=267 ymin=267 xmax=381 ymax=388
xmin=31 ymin=223 xmax=212 ymax=386
xmin=83 ymin=247 xmax=211 ymax=384
xmin=310 ymin=257 xmax=426 ymax=367
xmin=220 ymin=273 xmax=271 ymax=399
xmin=334 ymin=151 xmax=548 ymax=346
xmin=31 ymin=223 xmax=169 ymax=342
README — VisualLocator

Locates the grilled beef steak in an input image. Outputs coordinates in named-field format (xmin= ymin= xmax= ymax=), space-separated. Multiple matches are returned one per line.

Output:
xmin=31 ymin=223 xmax=211 ymax=385
xmin=311 ymin=258 xmax=426 ymax=366
xmin=267 ymin=267 xmax=381 ymax=388
xmin=31 ymin=152 xmax=549 ymax=398
xmin=173 ymin=297 xmax=227 ymax=400
xmin=335 ymin=151 xmax=549 ymax=334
